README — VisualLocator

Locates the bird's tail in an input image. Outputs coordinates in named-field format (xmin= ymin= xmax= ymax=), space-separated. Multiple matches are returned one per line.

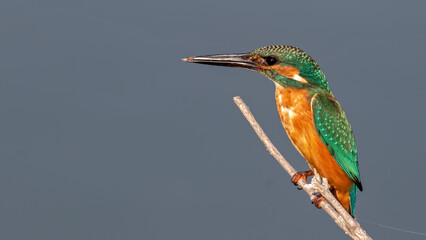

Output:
xmin=349 ymin=183 xmax=358 ymax=217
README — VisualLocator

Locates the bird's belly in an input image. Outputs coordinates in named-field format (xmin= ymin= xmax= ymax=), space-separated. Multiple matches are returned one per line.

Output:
xmin=275 ymin=84 xmax=352 ymax=193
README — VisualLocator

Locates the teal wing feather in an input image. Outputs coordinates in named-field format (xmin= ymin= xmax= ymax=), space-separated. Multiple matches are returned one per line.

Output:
xmin=311 ymin=92 xmax=362 ymax=216
xmin=311 ymin=92 xmax=361 ymax=188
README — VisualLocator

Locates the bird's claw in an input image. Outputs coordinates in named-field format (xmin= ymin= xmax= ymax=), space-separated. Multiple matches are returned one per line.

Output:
xmin=311 ymin=193 xmax=325 ymax=209
xmin=291 ymin=170 xmax=314 ymax=190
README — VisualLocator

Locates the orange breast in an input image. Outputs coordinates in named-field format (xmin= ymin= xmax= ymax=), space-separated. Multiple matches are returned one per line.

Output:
xmin=275 ymin=84 xmax=353 ymax=212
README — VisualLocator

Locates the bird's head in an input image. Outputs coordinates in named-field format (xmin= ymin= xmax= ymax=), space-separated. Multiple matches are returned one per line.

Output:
xmin=183 ymin=45 xmax=329 ymax=91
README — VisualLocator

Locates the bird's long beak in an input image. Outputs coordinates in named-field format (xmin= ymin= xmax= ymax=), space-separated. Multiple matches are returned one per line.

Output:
xmin=182 ymin=53 xmax=258 ymax=70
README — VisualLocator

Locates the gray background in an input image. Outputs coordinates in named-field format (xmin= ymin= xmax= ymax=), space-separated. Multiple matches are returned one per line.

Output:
xmin=1 ymin=1 xmax=425 ymax=239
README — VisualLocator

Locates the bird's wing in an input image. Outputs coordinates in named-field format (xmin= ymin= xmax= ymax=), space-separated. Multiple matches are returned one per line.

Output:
xmin=311 ymin=92 xmax=362 ymax=191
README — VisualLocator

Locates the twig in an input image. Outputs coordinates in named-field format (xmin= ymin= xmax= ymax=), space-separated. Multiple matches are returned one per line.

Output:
xmin=233 ymin=96 xmax=372 ymax=240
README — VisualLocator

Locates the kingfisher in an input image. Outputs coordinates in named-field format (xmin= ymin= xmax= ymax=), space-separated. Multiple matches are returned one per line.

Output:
xmin=182 ymin=45 xmax=362 ymax=216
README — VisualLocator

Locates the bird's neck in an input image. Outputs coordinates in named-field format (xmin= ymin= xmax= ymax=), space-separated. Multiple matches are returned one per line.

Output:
xmin=274 ymin=83 xmax=312 ymax=109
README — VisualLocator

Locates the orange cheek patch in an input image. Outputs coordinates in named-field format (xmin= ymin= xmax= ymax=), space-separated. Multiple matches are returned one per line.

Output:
xmin=250 ymin=55 xmax=307 ymax=83
xmin=271 ymin=65 xmax=300 ymax=79
xmin=265 ymin=65 xmax=308 ymax=83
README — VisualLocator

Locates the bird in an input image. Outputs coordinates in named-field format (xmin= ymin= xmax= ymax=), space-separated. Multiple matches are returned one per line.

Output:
xmin=182 ymin=45 xmax=362 ymax=217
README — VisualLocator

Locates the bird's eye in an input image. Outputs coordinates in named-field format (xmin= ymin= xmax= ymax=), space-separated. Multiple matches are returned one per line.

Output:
xmin=265 ymin=56 xmax=277 ymax=66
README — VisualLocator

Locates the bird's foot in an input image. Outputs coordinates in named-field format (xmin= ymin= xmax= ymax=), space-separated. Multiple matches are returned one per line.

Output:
xmin=311 ymin=193 xmax=325 ymax=209
xmin=291 ymin=170 xmax=314 ymax=190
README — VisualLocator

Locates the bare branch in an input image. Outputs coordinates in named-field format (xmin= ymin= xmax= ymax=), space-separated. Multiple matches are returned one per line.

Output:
xmin=233 ymin=96 xmax=372 ymax=240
